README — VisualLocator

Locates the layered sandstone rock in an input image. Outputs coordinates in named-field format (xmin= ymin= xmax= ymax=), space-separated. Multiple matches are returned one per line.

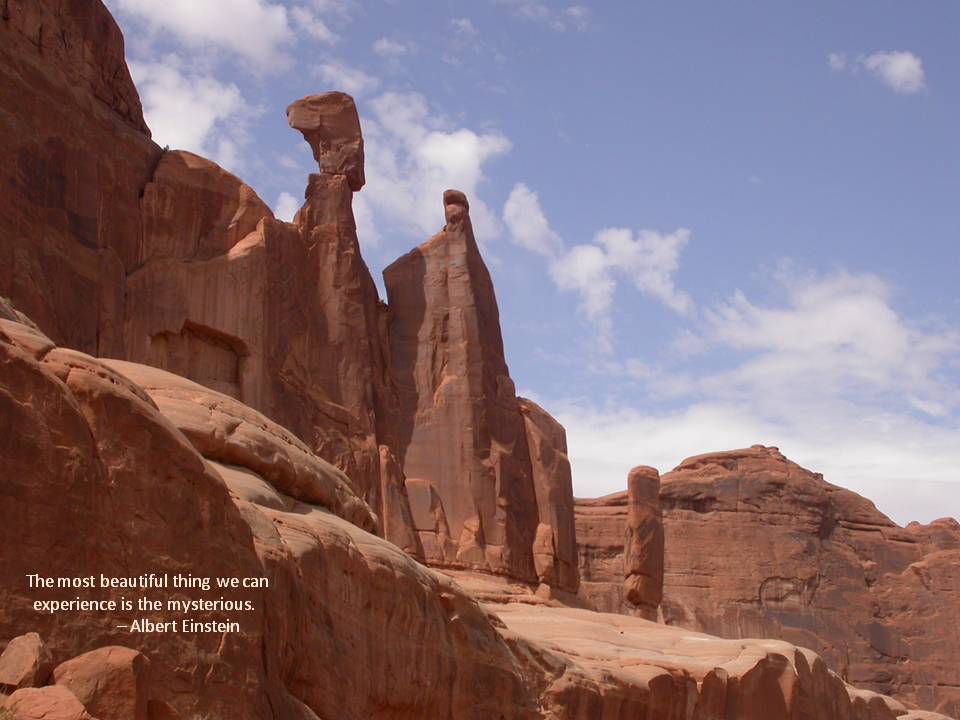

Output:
xmin=1 ymin=0 xmax=583 ymax=594
xmin=579 ymin=445 xmax=960 ymax=717
xmin=624 ymin=465 xmax=664 ymax=619
xmin=0 ymin=321 xmax=518 ymax=719
xmin=384 ymin=191 xmax=578 ymax=591
xmin=576 ymin=490 xmax=633 ymax=613
xmin=2 ymin=317 xmax=955 ymax=720
xmin=53 ymin=647 xmax=151 ymax=720
xmin=0 ymin=633 xmax=52 ymax=691
xmin=287 ymin=92 xmax=365 ymax=191
xmin=520 ymin=398 xmax=579 ymax=591
xmin=658 ymin=446 xmax=960 ymax=717
xmin=575 ymin=465 xmax=665 ymax=619
xmin=0 ymin=0 xmax=159 ymax=355
xmin=117 ymin=101 xmax=419 ymax=555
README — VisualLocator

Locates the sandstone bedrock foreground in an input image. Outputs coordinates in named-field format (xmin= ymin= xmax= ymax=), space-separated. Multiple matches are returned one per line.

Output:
xmin=0 ymin=2 xmax=957 ymax=719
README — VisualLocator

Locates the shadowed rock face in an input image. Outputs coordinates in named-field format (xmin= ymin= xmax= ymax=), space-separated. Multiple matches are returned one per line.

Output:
xmin=575 ymin=465 xmax=665 ymax=619
xmin=578 ymin=445 xmax=960 ymax=717
xmin=0 ymin=0 xmax=160 ymax=355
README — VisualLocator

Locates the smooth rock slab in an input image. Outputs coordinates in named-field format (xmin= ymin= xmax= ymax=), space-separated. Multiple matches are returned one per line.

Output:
xmin=54 ymin=646 xmax=150 ymax=720
xmin=0 ymin=633 xmax=52 ymax=691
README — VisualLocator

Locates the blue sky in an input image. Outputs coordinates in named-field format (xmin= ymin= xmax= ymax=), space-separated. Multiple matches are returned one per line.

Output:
xmin=105 ymin=0 xmax=960 ymax=525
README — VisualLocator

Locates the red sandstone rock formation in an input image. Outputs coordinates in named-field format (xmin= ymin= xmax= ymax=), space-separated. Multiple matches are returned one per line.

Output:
xmin=576 ymin=491 xmax=634 ymax=613
xmin=624 ymin=465 xmax=664 ymax=620
xmin=53 ymin=647 xmax=151 ymax=720
xmin=287 ymin=93 xmax=365 ymax=191
xmin=575 ymin=465 xmax=665 ymax=619
xmin=1 ymin=0 xmax=582 ymax=594
xmin=384 ymin=191 xmax=578 ymax=591
xmin=3 ymin=2 xmax=959 ymax=718
xmin=520 ymin=398 xmax=580 ymax=591
xmin=2 ymin=319 xmax=950 ymax=719
xmin=659 ymin=446 xmax=960 ymax=717
xmin=0 ymin=0 xmax=159 ymax=355
xmin=0 ymin=633 xmax=52 ymax=691
xmin=120 ymin=127 xmax=410 ymax=552
xmin=577 ymin=446 xmax=960 ymax=717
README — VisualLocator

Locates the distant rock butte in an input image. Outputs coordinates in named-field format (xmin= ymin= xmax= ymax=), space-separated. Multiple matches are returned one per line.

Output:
xmin=1 ymin=1 xmax=958 ymax=718
xmin=576 ymin=445 xmax=960 ymax=718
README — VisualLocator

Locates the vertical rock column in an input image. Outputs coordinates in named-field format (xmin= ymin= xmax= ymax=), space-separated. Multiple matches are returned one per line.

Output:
xmin=520 ymin=398 xmax=579 ymax=592
xmin=623 ymin=465 xmax=664 ymax=620
xmin=384 ymin=190 xmax=540 ymax=583
xmin=286 ymin=93 xmax=421 ymax=557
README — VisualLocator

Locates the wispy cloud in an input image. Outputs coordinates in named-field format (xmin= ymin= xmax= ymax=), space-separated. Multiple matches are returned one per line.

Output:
xmin=357 ymin=92 xmax=512 ymax=247
xmin=373 ymin=37 xmax=419 ymax=58
xmin=314 ymin=60 xmax=380 ymax=96
xmin=503 ymin=182 xmax=692 ymax=350
xmin=113 ymin=0 xmax=296 ymax=69
xmin=552 ymin=266 xmax=960 ymax=525
xmin=503 ymin=183 xmax=564 ymax=257
xmin=129 ymin=55 xmax=255 ymax=171
xmin=496 ymin=0 xmax=591 ymax=31
xmin=829 ymin=50 xmax=927 ymax=95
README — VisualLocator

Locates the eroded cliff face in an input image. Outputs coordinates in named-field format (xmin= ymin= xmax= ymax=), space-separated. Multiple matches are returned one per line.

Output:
xmin=3 ymin=2 xmax=959 ymax=719
xmin=2 ymin=321 xmax=950 ymax=720
xmin=0 ymin=0 xmax=160 ymax=355
xmin=660 ymin=446 xmax=960 ymax=718
xmin=1 ymin=0 xmax=577 ymax=584
xmin=577 ymin=446 xmax=960 ymax=718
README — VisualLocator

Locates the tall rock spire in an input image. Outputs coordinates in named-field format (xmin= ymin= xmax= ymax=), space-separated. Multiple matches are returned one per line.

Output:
xmin=384 ymin=190 xmax=578 ymax=590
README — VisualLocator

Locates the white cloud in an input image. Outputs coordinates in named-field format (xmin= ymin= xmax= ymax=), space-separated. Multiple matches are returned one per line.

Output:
xmin=497 ymin=0 xmax=591 ymax=31
xmin=557 ymin=399 xmax=960 ymax=526
xmin=373 ymin=37 xmax=418 ymax=57
xmin=274 ymin=191 xmax=300 ymax=222
xmin=358 ymin=91 xmax=512 ymax=245
xmin=501 ymin=183 xmax=692 ymax=349
xmin=828 ymin=52 xmax=847 ymax=72
xmin=314 ymin=60 xmax=380 ymax=96
xmin=551 ymin=244 xmax=615 ymax=318
xmin=594 ymin=228 xmax=692 ymax=313
xmin=503 ymin=183 xmax=564 ymax=257
xmin=444 ymin=18 xmax=484 ymax=65
xmin=861 ymin=50 xmax=926 ymax=94
xmin=552 ymin=268 xmax=960 ymax=525
xmin=548 ymin=227 xmax=692 ymax=349
xmin=451 ymin=17 xmax=478 ymax=36
xmin=291 ymin=5 xmax=338 ymax=43
xmin=129 ymin=56 xmax=252 ymax=171
xmin=699 ymin=268 xmax=956 ymax=408
xmin=113 ymin=0 xmax=294 ymax=68
xmin=829 ymin=49 xmax=926 ymax=95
